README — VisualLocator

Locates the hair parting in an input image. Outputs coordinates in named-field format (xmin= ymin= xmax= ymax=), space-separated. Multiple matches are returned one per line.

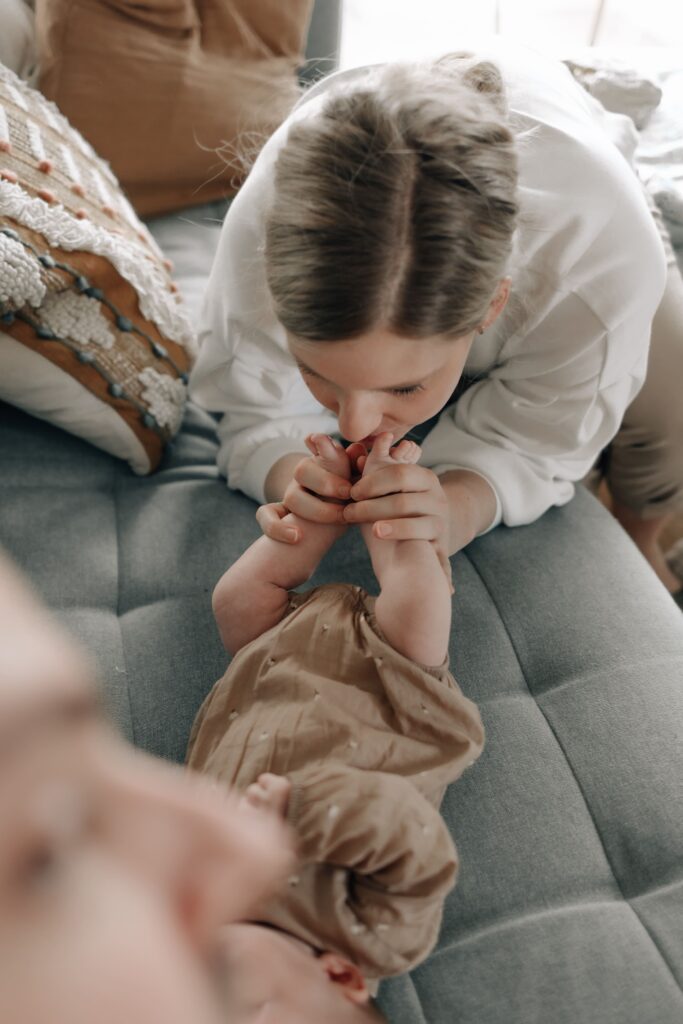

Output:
xmin=265 ymin=55 xmax=519 ymax=343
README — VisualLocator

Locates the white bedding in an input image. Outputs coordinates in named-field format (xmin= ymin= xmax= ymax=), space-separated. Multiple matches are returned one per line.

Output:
xmin=636 ymin=66 xmax=683 ymax=259
xmin=565 ymin=46 xmax=683 ymax=273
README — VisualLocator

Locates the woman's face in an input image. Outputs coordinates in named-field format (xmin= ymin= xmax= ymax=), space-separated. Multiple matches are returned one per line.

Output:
xmin=0 ymin=558 xmax=293 ymax=1024
xmin=289 ymin=326 xmax=475 ymax=447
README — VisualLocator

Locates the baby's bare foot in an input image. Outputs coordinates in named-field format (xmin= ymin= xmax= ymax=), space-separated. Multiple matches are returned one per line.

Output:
xmin=305 ymin=433 xmax=351 ymax=481
xmin=362 ymin=431 xmax=421 ymax=477
xmin=242 ymin=773 xmax=291 ymax=821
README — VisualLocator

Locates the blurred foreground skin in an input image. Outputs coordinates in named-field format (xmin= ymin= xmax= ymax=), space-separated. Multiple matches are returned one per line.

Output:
xmin=0 ymin=552 xmax=294 ymax=1024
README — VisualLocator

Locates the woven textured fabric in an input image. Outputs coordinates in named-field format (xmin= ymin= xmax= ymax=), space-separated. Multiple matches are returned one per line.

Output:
xmin=1 ymin=393 xmax=682 ymax=1024
xmin=0 ymin=61 xmax=194 ymax=473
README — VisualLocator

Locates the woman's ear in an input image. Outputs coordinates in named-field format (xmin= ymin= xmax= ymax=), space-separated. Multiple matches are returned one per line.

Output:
xmin=482 ymin=276 xmax=511 ymax=331
xmin=318 ymin=952 xmax=371 ymax=1005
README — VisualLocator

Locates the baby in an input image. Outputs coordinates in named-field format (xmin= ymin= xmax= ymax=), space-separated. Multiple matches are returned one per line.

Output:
xmin=186 ymin=432 xmax=485 ymax=1022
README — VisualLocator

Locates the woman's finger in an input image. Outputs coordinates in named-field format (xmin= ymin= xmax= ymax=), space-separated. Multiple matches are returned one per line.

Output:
xmin=283 ymin=482 xmax=347 ymax=525
xmin=255 ymin=502 xmax=300 ymax=543
xmin=369 ymin=515 xmax=443 ymax=541
xmin=349 ymin=462 xmax=432 ymax=501
xmin=294 ymin=458 xmax=352 ymax=501
xmin=343 ymin=489 xmax=442 ymax=524
xmin=255 ymin=502 xmax=288 ymax=526
xmin=370 ymin=515 xmax=454 ymax=594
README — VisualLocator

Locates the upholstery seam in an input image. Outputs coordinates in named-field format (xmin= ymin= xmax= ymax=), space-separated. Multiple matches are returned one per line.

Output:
xmin=461 ymin=653 xmax=683 ymax=709
xmin=379 ymin=974 xmax=428 ymax=1024
xmin=462 ymin=548 xmax=683 ymax=996
xmin=404 ymin=974 xmax=428 ymax=1024
xmin=429 ymin=891 xmax=683 ymax=955
xmin=112 ymin=472 xmax=136 ymax=745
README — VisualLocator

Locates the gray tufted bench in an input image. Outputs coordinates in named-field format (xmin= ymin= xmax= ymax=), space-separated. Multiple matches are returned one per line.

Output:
xmin=1 ymin=388 xmax=682 ymax=1024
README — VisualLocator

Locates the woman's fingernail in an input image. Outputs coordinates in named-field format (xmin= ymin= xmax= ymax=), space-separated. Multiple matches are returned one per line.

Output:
xmin=376 ymin=523 xmax=392 ymax=537
xmin=285 ymin=528 xmax=298 ymax=542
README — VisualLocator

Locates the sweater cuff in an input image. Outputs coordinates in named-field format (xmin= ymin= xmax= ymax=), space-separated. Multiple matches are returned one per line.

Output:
xmin=235 ymin=437 xmax=312 ymax=505
xmin=433 ymin=464 xmax=503 ymax=537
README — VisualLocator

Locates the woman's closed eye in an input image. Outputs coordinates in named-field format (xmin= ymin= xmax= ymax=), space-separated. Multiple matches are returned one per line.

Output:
xmin=295 ymin=362 xmax=323 ymax=382
xmin=388 ymin=384 xmax=425 ymax=397
xmin=297 ymin=362 xmax=425 ymax=398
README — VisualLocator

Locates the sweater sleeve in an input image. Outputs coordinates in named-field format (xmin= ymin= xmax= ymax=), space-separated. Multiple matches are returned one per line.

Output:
xmin=287 ymin=764 xmax=458 ymax=976
xmin=421 ymin=176 xmax=667 ymax=528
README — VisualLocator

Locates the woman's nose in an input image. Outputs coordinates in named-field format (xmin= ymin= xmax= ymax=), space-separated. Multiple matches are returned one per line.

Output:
xmin=337 ymin=393 xmax=382 ymax=442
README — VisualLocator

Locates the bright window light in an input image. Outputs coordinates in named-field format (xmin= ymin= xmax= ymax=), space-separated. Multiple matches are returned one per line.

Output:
xmin=339 ymin=0 xmax=683 ymax=69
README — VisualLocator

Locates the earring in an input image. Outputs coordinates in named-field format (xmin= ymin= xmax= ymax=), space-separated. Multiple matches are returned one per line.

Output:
xmin=477 ymin=326 xmax=485 ymax=335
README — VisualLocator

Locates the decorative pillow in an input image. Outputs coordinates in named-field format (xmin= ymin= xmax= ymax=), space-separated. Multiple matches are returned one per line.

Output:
xmin=563 ymin=54 xmax=662 ymax=130
xmin=0 ymin=61 xmax=195 ymax=473
xmin=0 ymin=0 xmax=37 ymax=79
xmin=35 ymin=0 xmax=314 ymax=218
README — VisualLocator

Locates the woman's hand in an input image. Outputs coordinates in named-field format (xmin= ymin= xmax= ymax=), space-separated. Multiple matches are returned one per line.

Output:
xmin=256 ymin=440 xmax=367 ymax=544
xmin=343 ymin=457 xmax=455 ymax=578
xmin=345 ymin=459 xmax=499 ymax=571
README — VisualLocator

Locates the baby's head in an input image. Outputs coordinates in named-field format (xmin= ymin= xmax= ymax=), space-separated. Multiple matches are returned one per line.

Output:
xmin=218 ymin=923 xmax=387 ymax=1023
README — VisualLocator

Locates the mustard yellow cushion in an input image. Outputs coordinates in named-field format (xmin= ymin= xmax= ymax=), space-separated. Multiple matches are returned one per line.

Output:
xmin=36 ymin=0 xmax=313 ymax=217
xmin=0 ymin=60 xmax=194 ymax=473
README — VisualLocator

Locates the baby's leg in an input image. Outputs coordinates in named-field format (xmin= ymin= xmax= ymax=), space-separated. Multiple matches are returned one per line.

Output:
xmin=361 ymin=435 xmax=452 ymax=667
xmin=213 ymin=434 xmax=350 ymax=655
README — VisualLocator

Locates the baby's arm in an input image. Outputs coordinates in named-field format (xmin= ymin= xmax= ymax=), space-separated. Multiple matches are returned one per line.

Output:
xmin=360 ymin=435 xmax=452 ymax=667
xmin=213 ymin=435 xmax=350 ymax=655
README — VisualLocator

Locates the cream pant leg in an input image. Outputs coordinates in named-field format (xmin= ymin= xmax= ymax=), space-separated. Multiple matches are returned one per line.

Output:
xmin=604 ymin=259 xmax=683 ymax=517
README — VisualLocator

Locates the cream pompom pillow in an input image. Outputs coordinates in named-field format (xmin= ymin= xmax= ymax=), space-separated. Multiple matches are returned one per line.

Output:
xmin=0 ymin=61 xmax=195 ymax=473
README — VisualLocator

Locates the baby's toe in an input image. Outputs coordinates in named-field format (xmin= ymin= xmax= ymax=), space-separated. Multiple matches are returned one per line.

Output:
xmin=373 ymin=432 xmax=394 ymax=459
xmin=256 ymin=773 xmax=291 ymax=817
xmin=393 ymin=439 xmax=421 ymax=464
xmin=243 ymin=785 xmax=265 ymax=811
xmin=305 ymin=433 xmax=321 ymax=457
xmin=363 ymin=432 xmax=395 ymax=474
xmin=310 ymin=434 xmax=350 ymax=478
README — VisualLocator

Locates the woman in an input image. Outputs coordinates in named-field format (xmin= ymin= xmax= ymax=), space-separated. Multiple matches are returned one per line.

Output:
xmin=191 ymin=40 xmax=682 ymax=600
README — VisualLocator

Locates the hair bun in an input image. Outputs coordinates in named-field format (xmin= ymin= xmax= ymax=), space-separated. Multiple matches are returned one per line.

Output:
xmin=462 ymin=60 xmax=504 ymax=96
xmin=435 ymin=53 xmax=506 ymax=112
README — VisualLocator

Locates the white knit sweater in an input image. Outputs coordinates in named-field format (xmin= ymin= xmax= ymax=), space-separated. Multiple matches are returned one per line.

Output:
xmin=190 ymin=40 xmax=667 ymax=528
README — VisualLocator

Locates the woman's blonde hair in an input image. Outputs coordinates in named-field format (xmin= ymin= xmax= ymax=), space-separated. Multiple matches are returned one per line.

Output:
xmin=265 ymin=54 xmax=519 ymax=342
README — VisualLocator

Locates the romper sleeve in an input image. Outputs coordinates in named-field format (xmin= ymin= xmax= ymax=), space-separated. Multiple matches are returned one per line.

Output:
xmin=189 ymin=98 xmax=338 ymax=505
xmin=287 ymin=764 xmax=458 ymax=976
